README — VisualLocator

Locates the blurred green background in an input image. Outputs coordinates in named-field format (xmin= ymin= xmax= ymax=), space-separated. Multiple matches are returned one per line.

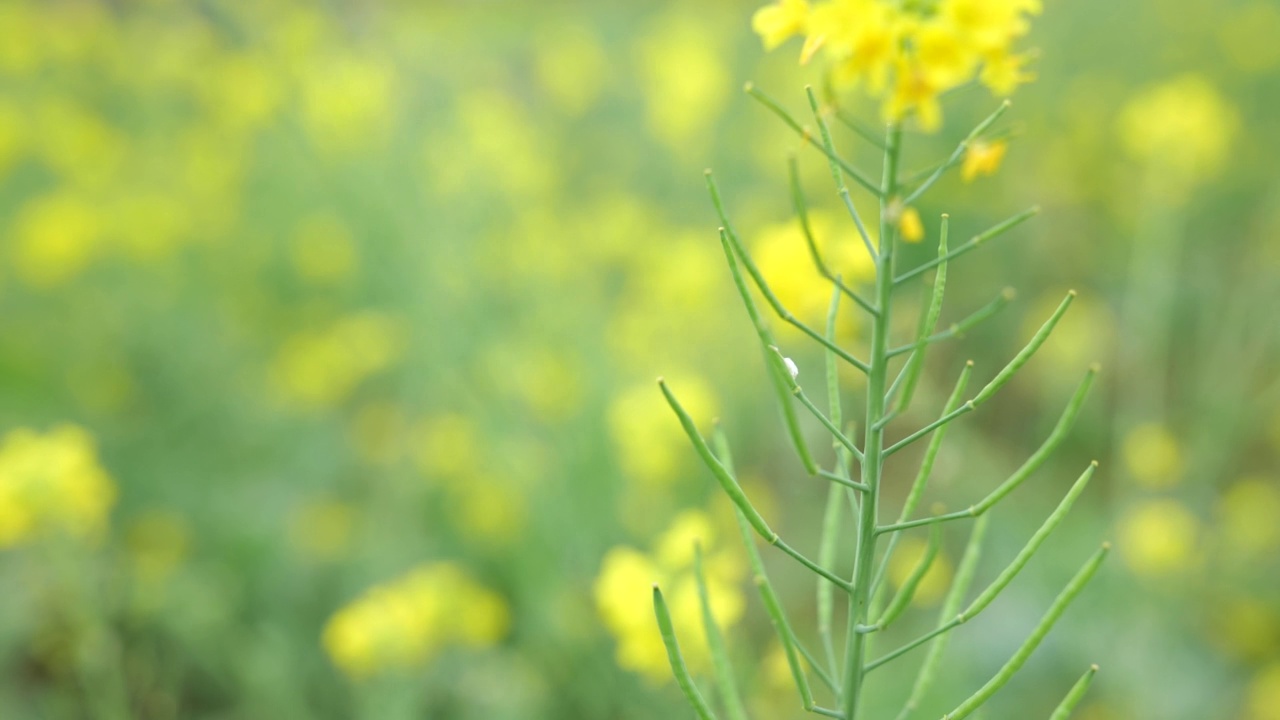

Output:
xmin=0 ymin=0 xmax=1277 ymax=718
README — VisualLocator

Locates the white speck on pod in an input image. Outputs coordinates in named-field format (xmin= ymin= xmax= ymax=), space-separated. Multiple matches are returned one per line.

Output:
xmin=784 ymin=357 xmax=799 ymax=381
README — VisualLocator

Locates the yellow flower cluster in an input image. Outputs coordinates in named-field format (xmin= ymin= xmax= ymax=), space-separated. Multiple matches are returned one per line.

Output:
xmin=594 ymin=510 xmax=745 ymax=682
xmin=1117 ymin=74 xmax=1239 ymax=197
xmin=270 ymin=312 xmax=405 ymax=410
xmin=322 ymin=562 xmax=509 ymax=679
xmin=0 ymin=425 xmax=115 ymax=548
xmin=753 ymin=0 xmax=1041 ymax=129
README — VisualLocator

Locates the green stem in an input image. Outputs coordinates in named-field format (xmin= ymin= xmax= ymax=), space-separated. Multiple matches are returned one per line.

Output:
xmin=841 ymin=120 xmax=902 ymax=720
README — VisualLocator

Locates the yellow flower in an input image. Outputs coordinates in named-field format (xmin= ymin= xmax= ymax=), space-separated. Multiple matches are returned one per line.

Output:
xmin=759 ymin=0 xmax=1041 ymax=131
xmin=594 ymin=510 xmax=745 ymax=682
xmin=1247 ymin=663 xmax=1280 ymax=720
xmin=812 ymin=0 xmax=902 ymax=95
xmin=898 ymin=206 xmax=925 ymax=243
xmin=11 ymin=190 xmax=101 ymax=288
xmin=1115 ymin=499 xmax=1199 ymax=578
xmin=752 ymin=0 xmax=810 ymax=51
xmin=961 ymin=139 xmax=1008 ymax=181
xmin=270 ymin=312 xmax=405 ymax=410
xmin=322 ymin=562 xmax=508 ymax=679
xmin=1121 ymin=423 xmax=1183 ymax=489
xmin=1217 ymin=476 xmax=1280 ymax=555
xmin=980 ymin=50 xmax=1036 ymax=96
xmin=0 ymin=425 xmax=115 ymax=548
xmin=1117 ymin=75 xmax=1238 ymax=193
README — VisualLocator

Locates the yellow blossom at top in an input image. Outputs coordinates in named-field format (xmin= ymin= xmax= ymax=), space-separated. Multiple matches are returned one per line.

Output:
xmin=752 ymin=0 xmax=809 ymax=51
xmin=0 ymin=425 xmax=116 ymax=548
xmin=752 ymin=0 xmax=1041 ymax=129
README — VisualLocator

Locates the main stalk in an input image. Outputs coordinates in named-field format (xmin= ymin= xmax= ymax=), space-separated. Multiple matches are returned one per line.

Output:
xmin=842 ymin=122 xmax=902 ymax=720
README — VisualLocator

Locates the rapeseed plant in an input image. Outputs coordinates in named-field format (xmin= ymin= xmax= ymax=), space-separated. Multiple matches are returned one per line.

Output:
xmin=633 ymin=2 xmax=1109 ymax=718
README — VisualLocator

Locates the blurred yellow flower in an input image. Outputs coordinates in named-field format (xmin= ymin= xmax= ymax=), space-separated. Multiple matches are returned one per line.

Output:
xmin=533 ymin=23 xmax=609 ymax=117
xmin=753 ymin=211 xmax=876 ymax=327
xmin=36 ymin=99 xmax=127 ymax=190
xmin=1246 ymin=662 xmax=1280 ymax=720
xmin=1117 ymin=75 xmax=1238 ymax=194
xmin=594 ymin=510 xmax=745 ymax=682
xmin=1217 ymin=476 xmax=1280 ymax=556
xmin=1121 ymin=423 xmax=1183 ymax=489
xmin=323 ymin=562 xmax=509 ymax=679
xmin=270 ymin=312 xmax=406 ymax=410
xmin=12 ymin=190 xmax=101 ymax=288
xmin=609 ymin=376 xmax=716 ymax=487
xmin=300 ymin=53 xmax=396 ymax=155
xmin=634 ymin=11 xmax=729 ymax=153
xmin=961 ymin=139 xmax=1008 ymax=181
xmin=1116 ymin=499 xmax=1199 ymax=578
xmin=0 ymin=425 xmax=115 ymax=548
xmin=898 ymin=206 xmax=925 ymax=243
xmin=752 ymin=0 xmax=809 ymax=51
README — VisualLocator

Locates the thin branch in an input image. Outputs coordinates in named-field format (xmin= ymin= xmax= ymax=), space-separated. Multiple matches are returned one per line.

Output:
xmin=709 ymin=173 xmax=871 ymax=374
xmin=807 ymin=86 xmax=879 ymax=262
xmin=789 ymin=156 xmax=878 ymax=316
xmin=940 ymin=545 xmax=1110 ymax=720
xmin=894 ymin=206 xmax=1040 ymax=286
xmin=886 ymin=288 xmax=1016 ymax=358
xmin=902 ymin=100 xmax=1011 ymax=206
xmin=745 ymin=82 xmax=881 ymax=197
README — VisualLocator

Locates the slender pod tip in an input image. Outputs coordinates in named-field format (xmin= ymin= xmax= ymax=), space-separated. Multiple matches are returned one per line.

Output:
xmin=1090 ymin=460 xmax=1099 ymax=468
xmin=1091 ymin=664 xmax=1100 ymax=671
xmin=1031 ymin=204 xmax=1043 ymax=214
xmin=1101 ymin=541 xmax=1112 ymax=550
xmin=1001 ymin=287 xmax=1017 ymax=300
xmin=653 ymin=582 xmax=660 ymax=590
xmin=966 ymin=359 xmax=975 ymax=367
xmin=1002 ymin=99 xmax=1013 ymax=108
xmin=1068 ymin=289 xmax=1078 ymax=298
xmin=704 ymin=168 xmax=714 ymax=177
xmin=941 ymin=212 xmax=950 ymax=219
xmin=1089 ymin=362 xmax=1102 ymax=372
xmin=743 ymin=81 xmax=755 ymax=93
xmin=656 ymin=376 xmax=665 ymax=384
